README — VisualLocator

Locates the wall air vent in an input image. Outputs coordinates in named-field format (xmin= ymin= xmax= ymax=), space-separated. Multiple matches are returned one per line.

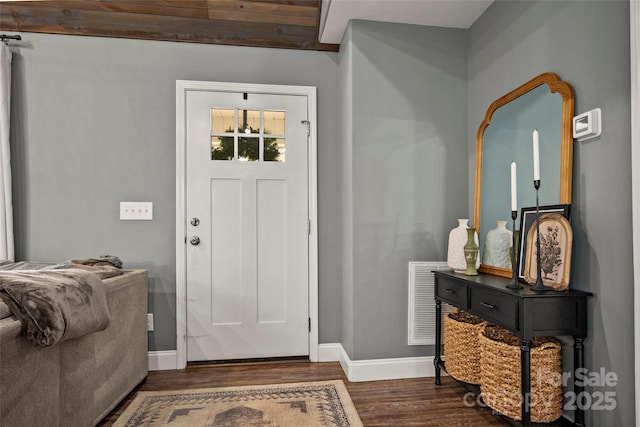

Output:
xmin=408 ymin=261 xmax=455 ymax=345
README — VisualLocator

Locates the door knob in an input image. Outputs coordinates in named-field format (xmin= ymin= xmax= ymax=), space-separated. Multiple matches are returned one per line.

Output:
xmin=190 ymin=236 xmax=200 ymax=246
xmin=190 ymin=217 xmax=200 ymax=226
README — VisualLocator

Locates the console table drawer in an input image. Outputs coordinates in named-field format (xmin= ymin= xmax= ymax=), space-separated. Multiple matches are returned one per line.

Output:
xmin=470 ymin=288 xmax=518 ymax=329
xmin=435 ymin=280 xmax=467 ymax=307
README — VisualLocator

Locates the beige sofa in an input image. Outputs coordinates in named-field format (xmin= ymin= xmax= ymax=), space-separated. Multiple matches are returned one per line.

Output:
xmin=0 ymin=269 xmax=148 ymax=427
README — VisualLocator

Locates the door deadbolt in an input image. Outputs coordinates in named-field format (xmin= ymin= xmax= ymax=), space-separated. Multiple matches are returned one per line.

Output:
xmin=190 ymin=236 xmax=200 ymax=245
xmin=190 ymin=217 xmax=200 ymax=226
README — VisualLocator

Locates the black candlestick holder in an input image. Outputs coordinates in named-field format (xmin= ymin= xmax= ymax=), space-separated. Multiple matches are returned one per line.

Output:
xmin=506 ymin=209 xmax=522 ymax=289
xmin=531 ymin=179 xmax=552 ymax=292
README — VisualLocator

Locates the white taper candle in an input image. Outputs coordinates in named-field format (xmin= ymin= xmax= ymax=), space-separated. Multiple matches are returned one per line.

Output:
xmin=511 ymin=162 xmax=517 ymax=212
xmin=533 ymin=129 xmax=540 ymax=181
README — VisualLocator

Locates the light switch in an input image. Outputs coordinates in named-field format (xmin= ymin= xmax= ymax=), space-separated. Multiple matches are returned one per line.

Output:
xmin=120 ymin=202 xmax=153 ymax=220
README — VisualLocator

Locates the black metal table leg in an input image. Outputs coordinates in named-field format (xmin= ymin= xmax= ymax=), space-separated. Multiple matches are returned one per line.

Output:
xmin=435 ymin=299 xmax=442 ymax=385
xmin=574 ymin=337 xmax=585 ymax=427
xmin=521 ymin=339 xmax=531 ymax=427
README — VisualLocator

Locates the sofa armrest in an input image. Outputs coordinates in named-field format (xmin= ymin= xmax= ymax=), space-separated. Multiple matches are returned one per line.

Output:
xmin=59 ymin=269 xmax=149 ymax=426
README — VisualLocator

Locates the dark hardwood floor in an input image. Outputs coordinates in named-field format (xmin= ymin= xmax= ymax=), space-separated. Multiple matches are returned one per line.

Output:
xmin=98 ymin=360 xmax=511 ymax=426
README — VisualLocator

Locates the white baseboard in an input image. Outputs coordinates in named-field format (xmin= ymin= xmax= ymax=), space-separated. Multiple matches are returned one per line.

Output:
xmin=319 ymin=343 xmax=436 ymax=382
xmin=150 ymin=344 xmax=437 ymax=381
xmin=318 ymin=343 xmax=344 ymax=362
xmin=148 ymin=350 xmax=178 ymax=371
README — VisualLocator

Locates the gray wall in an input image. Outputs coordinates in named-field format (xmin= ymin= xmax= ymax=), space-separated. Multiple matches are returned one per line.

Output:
xmin=340 ymin=21 xmax=468 ymax=360
xmin=468 ymin=1 xmax=633 ymax=424
xmin=9 ymin=33 xmax=343 ymax=351
xmin=7 ymin=3 xmax=635 ymax=422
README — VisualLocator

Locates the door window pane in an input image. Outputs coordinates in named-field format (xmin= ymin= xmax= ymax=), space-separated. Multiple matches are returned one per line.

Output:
xmin=264 ymin=111 xmax=285 ymax=136
xmin=211 ymin=136 xmax=234 ymax=160
xmin=239 ymin=110 xmax=261 ymax=134
xmin=238 ymin=136 xmax=259 ymax=161
xmin=264 ymin=138 xmax=285 ymax=162
xmin=211 ymin=109 xmax=235 ymax=133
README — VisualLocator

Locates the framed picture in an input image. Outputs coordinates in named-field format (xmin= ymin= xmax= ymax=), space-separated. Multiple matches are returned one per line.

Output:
xmin=518 ymin=204 xmax=570 ymax=281
xmin=523 ymin=213 xmax=573 ymax=290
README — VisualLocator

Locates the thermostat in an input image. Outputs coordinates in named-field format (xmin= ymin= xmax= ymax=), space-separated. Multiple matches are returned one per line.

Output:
xmin=573 ymin=108 xmax=601 ymax=142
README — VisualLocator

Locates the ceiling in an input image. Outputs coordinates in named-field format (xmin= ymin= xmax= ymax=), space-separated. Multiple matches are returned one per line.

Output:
xmin=0 ymin=0 xmax=493 ymax=51
xmin=319 ymin=0 xmax=494 ymax=45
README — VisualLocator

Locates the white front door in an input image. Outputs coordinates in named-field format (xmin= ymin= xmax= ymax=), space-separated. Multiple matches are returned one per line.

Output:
xmin=185 ymin=89 xmax=309 ymax=361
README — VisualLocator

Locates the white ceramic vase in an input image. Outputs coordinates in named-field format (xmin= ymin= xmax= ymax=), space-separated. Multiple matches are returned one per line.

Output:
xmin=447 ymin=219 xmax=479 ymax=273
xmin=482 ymin=220 xmax=513 ymax=269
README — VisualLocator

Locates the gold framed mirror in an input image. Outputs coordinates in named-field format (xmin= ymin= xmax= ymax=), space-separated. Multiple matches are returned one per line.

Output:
xmin=474 ymin=73 xmax=574 ymax=277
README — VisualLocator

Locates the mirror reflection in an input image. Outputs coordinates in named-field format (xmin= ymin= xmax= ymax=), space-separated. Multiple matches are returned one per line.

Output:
xmin=474 ymin=73 xmax=574 ymax=277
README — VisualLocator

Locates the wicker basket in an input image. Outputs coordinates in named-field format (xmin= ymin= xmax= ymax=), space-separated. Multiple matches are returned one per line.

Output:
xmin=443 ymin=310 xmax=486 ymax=384
xmin=479 ymin=325 xmax=563 ymax=423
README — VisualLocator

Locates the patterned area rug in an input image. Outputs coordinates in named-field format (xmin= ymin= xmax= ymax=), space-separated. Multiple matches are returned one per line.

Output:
xmin=113 ymin=380 xmax=363 ymax=427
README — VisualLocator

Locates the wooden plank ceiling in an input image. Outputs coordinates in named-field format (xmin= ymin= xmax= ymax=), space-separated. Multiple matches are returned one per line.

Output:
xmin=0 ymin=0 xmax=339 ymax=51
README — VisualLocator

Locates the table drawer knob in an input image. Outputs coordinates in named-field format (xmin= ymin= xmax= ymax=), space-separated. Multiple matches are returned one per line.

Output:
xmin=480 ymin=302 xmax=495 ymax=309
xmin=444 ymin=288 xmax=456 ymax=294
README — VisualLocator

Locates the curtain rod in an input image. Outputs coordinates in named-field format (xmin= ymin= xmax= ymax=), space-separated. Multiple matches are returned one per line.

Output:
xmin=0 ymin=35 xmax=22 ymax=42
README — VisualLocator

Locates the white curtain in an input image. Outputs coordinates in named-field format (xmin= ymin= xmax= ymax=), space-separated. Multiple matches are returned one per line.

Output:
xmin=0 ymin=43 xmax=14 ymax=261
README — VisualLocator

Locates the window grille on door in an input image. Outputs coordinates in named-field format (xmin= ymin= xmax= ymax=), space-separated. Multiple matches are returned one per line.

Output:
xmin=210 ymin=108 xmax=286 ymax=162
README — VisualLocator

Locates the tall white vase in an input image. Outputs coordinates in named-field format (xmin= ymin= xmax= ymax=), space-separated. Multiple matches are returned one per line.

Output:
xmin=447 ymin=219 xmax=479 ymax=273
xmin=482 ymin=220 xmax=513 ymax=269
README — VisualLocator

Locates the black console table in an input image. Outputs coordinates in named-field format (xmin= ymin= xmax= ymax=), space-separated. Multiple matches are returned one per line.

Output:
xmin=433 ymin=270 xmax=592 ymax=427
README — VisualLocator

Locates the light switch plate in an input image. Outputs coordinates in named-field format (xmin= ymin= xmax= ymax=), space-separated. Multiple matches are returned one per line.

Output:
xmin=573 ymin=108 xmax=601 ymax=142
xmin=120 ymin=202 xmax=153 ymax=220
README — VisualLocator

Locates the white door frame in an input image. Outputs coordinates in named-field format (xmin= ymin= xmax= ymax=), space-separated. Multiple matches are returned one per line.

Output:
xmin=631 ymin=2 xmax=639 ymax=425
xmin=175 ymin=80 xmax=319 ymax=369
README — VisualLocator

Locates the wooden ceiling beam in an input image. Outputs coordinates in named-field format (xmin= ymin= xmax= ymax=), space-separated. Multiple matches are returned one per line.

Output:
xmin=0 ymin=0 xmax=339 ymax=51
xmin=3 ymin=1 xmax=211 ymax=19
xmin=206 ymin=0 xmax=317 ymax=27
xmin=0 ymin=3 xmax=327 ymax=50
xmin=245 ymin=0 xmax=319 ymax=6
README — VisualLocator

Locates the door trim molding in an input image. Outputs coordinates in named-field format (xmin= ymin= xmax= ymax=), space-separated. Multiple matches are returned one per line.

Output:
xmin=175 ymin=80 xmax=319 ymax=369
xmin=631 ymin=2 xmax=639 ymax=425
